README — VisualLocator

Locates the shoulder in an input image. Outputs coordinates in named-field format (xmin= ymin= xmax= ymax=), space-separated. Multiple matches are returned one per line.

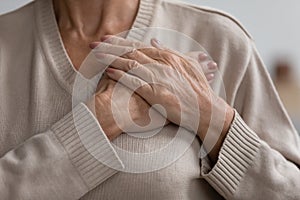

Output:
xmin=0 ymin=2 xmax=36 ymax=69
xmin=157 ymin=0 xmax=254 ymax=66
xmin=159 ymin=0 xmax=253 ymax=41
xmin=0 ymin=2 xmax=35 ymax=42
xmin=157 ymin=1 xmax=257 ymax=96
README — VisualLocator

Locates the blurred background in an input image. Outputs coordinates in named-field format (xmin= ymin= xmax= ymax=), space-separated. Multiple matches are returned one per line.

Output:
xmin=1 ymin=0 xmax=299 ymax=131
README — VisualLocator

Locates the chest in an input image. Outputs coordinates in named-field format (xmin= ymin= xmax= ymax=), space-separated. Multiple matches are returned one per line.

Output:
xmin=62 ymin=37 xmax=93 ymax=71
xmin=81 ymin=129 xmax=224 ymax=200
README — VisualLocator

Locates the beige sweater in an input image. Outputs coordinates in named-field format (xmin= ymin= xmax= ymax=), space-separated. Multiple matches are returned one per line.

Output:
xmin=0 ymin=0 xmax=299 ymax=199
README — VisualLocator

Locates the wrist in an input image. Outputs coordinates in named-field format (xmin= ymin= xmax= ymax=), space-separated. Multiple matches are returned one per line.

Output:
xmin=86 ymin=96 xmax=123 ymax=141
xmin=209 ymin=105 xmax=234 ymax=163
xmin=197 ymin=97 xmax=234 ymax=163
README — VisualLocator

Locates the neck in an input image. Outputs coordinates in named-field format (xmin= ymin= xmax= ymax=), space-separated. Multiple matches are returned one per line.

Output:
xmin=53 ymin=0 xmax=140 ymax=37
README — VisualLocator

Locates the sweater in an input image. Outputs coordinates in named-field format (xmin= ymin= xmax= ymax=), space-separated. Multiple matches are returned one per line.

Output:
xmin=0 ymin=0 xmax=299 ymax=199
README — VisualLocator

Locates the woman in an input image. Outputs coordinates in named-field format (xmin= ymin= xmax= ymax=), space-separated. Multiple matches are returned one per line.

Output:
xmin=0 ymin=0 xmax=299 ymax=199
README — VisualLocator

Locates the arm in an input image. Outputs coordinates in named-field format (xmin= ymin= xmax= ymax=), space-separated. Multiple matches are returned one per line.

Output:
xmin=95 ymin=35 xmax=300 ymax=199
xmin=0 ymin=103 xmax=123 ymax=200
xmin=200 ymin=41 xmax=300 ymax=199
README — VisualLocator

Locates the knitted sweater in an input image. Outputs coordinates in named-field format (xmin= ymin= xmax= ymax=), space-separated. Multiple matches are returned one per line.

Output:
xmin=0 ymin=0 xmax=299 ymax=199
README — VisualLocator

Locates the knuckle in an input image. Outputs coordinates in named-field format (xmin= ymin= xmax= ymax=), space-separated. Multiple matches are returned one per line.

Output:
xmin=163 ymin=52 xmax=176 ymax=61
xmin=132 ymin=77 xmax=142 ymax=87
xmin=139 ymin=47 xmax=157 ymax=56
xmin=125 ymin=49 xmax=139 ymax=59
xmin=125 ymin=53 xmax=134 ymax=59
xmin=128 ymin=60 xmax=139 ymax=70
xmin=108 ymin=79 xmax=116 ymax=85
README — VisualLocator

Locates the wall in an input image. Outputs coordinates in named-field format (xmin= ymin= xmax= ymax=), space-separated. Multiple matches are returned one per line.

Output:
xmin=186 ymin=0 xmax=300 ymax=78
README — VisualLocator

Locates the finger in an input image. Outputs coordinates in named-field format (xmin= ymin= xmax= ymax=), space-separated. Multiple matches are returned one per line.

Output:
xmin=94 ymin=53 xmax=155 ymax=83
xmin=200 ymin=61 xmax=218 ymax=75
xmin=90 ymin=36 xmax=155 ymax=64
xmin=205 ymin=73 xmax=215 ymax=83
xmin=91 ymin=35 xmax=149 ymax=49
xmin=138 ymin=47 xmax=174 ymax=62
xmin=92 ymin=42 xmax=133 ymax=56
xmin=140 ymin=48 xmax=208 ymax=87
xmin=150 ymin=38 xmax=182 ymax=57
xmin=106 ymin=68 xmax=153 ymax=99
xmin=150 ymin=38 xmax=164 ymax=49
xmin=186 ymin=51 xmax=218 ymax=74
xmin=92 ymin=42 xmax=155 ymax=64
xmin=95 ymin=53 xmax=141 ymax=72
xmin=198 ymin=52 xmax=209 ymax=61
xmin=138 ymin=47 xmax=195 ymax=84
xmin=89 ymin=42 xmax=100 ymax=49
xmin=207 ymin=61 xmax=218 ymax=71
xmin=122 ymin=48 xmax=155 ymax=64
xmin=139 ymin=44 xmax=185 ymax=66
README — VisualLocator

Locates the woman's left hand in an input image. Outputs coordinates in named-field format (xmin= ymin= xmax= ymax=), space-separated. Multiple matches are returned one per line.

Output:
xmin=91 ymin=36 xmax=234 ymax=161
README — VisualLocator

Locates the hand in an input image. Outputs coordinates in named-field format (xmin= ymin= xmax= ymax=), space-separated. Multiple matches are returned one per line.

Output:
xmin=87 ymin=74 xmax=168 ymax=141
xmin=88 ymin=38 xmax=219 ymax=139
xmin=90 ymin=38 xmax=218 ymax=84
xmin=91 ymin=36 xmax=234 ymax=162
xmin=149 ymin=38 xmax=218 ymax=84
xmin=185 ymin=51 xmax=218 ymax=84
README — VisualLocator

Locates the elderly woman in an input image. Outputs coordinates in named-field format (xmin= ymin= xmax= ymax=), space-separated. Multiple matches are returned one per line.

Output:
xmin=0 ymin=0 xmax=299 ymax=199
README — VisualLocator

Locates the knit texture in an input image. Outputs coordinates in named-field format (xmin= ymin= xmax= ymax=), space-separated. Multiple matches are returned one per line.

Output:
xmin=0 ymin=0 xmax=299 ymax=199
xmin=51 ymin=103 xmax=124 ymax=189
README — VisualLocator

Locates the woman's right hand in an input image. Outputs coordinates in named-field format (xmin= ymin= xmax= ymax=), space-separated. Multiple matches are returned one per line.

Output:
xmin=86 ymin=74 xmax=168 ymax=141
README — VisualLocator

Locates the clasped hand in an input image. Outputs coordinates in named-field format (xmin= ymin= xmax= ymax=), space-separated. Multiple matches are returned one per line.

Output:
xmin=88 ymin=36 xmax=232 ymax=142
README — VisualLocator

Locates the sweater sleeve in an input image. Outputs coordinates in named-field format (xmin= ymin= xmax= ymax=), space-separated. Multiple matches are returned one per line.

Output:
xmin=0 ymin=103 xmax=124 ymax=200
xmin=200 ymin=41 xmax=300 ymax=199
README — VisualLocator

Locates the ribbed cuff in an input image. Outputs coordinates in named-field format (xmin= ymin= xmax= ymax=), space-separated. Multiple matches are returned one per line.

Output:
xmin=200 ymin=110 xmax=261 ymax=198
xmin=51 ymin=103 xmax=124 ymax=189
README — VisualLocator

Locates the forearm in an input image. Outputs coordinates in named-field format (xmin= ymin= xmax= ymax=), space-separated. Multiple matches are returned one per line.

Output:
xmin=0 ymin=131 xmax=87 ymax=200
xmin=0 ymin=103 xmax=123 ymax=199
xmin=200 ymin=111 xmax=300 ymax=199
xmin=205 ymin=108 xmax=234 ymax=164
xmin=197 ymin=97 xmax=235 ymax=164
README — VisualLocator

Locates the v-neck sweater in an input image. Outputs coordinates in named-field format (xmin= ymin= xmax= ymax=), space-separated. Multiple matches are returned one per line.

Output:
xmin=0 ymin=0 xmax=299 ymax=199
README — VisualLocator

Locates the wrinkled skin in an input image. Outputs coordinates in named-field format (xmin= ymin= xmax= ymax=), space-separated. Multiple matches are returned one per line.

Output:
xmin=88 ymin=36 xmax=235 ymax=162
xmin=87 ymin=37 xmax=219 ymax=140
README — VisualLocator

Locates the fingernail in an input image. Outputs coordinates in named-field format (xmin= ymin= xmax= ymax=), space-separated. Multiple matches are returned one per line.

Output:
xmin=207 ymin=62 xmax=218 ymax=70
xmin=153 ymin=38 xmax=161 ymax=45
xmin=106 ymin=68 xmax=114 ymax=74
xmin=206 ymin=73 xmax=215 ymax=81
xmin=89 ymin=42 xmax=100 ymax=49
xmin=101 ymin=35 xmax=112 ymax=42
xmin=105 ymin=67 xmax=115 ymax=77
xmin=151 ymin=38 xmax=162 ymax=48
xmin=198 ymin=53 xmax=208 ymax=61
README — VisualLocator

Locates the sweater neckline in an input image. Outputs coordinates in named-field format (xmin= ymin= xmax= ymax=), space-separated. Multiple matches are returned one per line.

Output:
xmin=35 ymin=0 xmax=158 ymax=94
